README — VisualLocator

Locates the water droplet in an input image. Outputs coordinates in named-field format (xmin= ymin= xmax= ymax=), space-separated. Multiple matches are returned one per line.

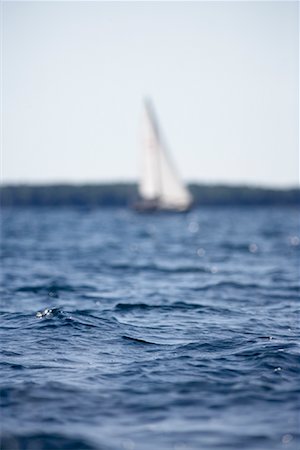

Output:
xmin=48 ymin=290 xmax=58 ymax=298
xmin=174 ymin=444 xmax=188 ymax=450
xmin=122 ymin=439 xmax=135 ymax=450
xmin=211 ymin=266 xmax=218 ymax=274
xmin=188 ymin=221 xmax=199 ymax=233
xmin=282 ymin=434 xmax=293 ymax=445
xmin=249 ymin=243 xmax=258 ymax=253
xmin=130 ymin=244 xmax=139 ymax=253
xmin=148 ymin=224 xmax=157 ymax=235
xmin=147 ymin=423 xmax=158 ymax=431
xmin=36 ymin=308 xmax=53 ymax=318
xmin=289 ymin=235 xmax=300 ymax=246
xmin=174 ymin=442 xmax=189 ymax=450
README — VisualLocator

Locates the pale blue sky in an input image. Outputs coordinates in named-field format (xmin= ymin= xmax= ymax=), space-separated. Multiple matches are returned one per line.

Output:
xmin=2 ymin=1 xmax=299 ymax=186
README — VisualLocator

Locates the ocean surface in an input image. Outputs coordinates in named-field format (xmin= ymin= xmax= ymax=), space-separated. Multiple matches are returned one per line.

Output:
xmin=1 ymin=206 xmax=299 ymax=450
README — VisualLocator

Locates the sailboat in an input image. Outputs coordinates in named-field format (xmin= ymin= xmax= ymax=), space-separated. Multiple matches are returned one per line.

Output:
xmin=135 ymin=100 xmax=193 ymax=212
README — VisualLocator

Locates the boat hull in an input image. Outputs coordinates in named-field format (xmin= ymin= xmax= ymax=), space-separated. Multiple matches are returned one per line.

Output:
xmin=132 ymin=199 xmax=192 ymax=213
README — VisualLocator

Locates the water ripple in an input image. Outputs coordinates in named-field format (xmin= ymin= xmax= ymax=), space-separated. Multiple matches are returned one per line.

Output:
xmin=1 ymin=207 xmax=299 ymax=450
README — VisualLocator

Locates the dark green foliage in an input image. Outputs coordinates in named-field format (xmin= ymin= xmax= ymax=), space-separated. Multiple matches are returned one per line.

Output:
xmin=0 ymin=184 xmax=137 ymax=207
xmin=189 ymin=184 xmax=300 ymax=206
xmin=1 ymin=183 xmax=299 ymax=207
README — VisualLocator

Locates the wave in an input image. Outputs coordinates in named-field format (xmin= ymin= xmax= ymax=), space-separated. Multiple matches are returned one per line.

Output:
xmin=17 ymin=284 xmax=76 ymax=294
xmin=33 ymin=307 xmax=119 ymax=333
xmin=122 ymin=335 xmax=159 ymax=345
xmin=0 ymin=433 xmax=99 ymax=450
xmin=104 ymin=262 xmax=208 ymax=274
xmin=114 ymin=301 xmax=230 ymax=315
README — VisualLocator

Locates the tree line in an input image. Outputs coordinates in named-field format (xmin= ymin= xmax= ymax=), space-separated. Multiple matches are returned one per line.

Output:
xmin=1 ymin=183 xmax=299 ymax=207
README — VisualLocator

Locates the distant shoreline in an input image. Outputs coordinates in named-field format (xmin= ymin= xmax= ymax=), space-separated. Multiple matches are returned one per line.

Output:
xmin=1 ymin=183 xmax=299 ymax=207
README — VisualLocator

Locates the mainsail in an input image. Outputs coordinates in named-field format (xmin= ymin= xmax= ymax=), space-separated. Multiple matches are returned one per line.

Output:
xmin=138 ymin=100 xmax=192 ymax=211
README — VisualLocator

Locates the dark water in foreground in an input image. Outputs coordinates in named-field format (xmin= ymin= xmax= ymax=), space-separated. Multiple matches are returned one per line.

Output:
xmin=1 ymin=207 xmax=299 ymax=450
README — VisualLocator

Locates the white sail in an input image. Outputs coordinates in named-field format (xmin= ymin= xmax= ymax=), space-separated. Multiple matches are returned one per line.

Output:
xmin=139 ymin=100 xmax=192 ymax=211
xmin=139 ymin=103 xmax=161 ymax=200
xmin=159 ymin=143 xmax=193 ymax=209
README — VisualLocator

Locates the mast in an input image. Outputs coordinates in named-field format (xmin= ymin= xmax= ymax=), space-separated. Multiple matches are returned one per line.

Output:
xmin=143 ymin=99 xmax=163 ymax=199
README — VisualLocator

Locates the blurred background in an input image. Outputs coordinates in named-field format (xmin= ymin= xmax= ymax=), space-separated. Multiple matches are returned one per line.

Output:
xmin=2 ymin=0 xmax=299 ymax=189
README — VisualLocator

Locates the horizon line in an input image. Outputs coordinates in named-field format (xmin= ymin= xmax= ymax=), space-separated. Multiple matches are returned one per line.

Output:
xmin=1 ymin=180 xmax=299 ymax=191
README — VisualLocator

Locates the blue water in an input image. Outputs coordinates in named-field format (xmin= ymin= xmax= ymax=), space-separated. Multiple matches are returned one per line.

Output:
xmin=1 ymin=207 xmax=299 ymax=450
